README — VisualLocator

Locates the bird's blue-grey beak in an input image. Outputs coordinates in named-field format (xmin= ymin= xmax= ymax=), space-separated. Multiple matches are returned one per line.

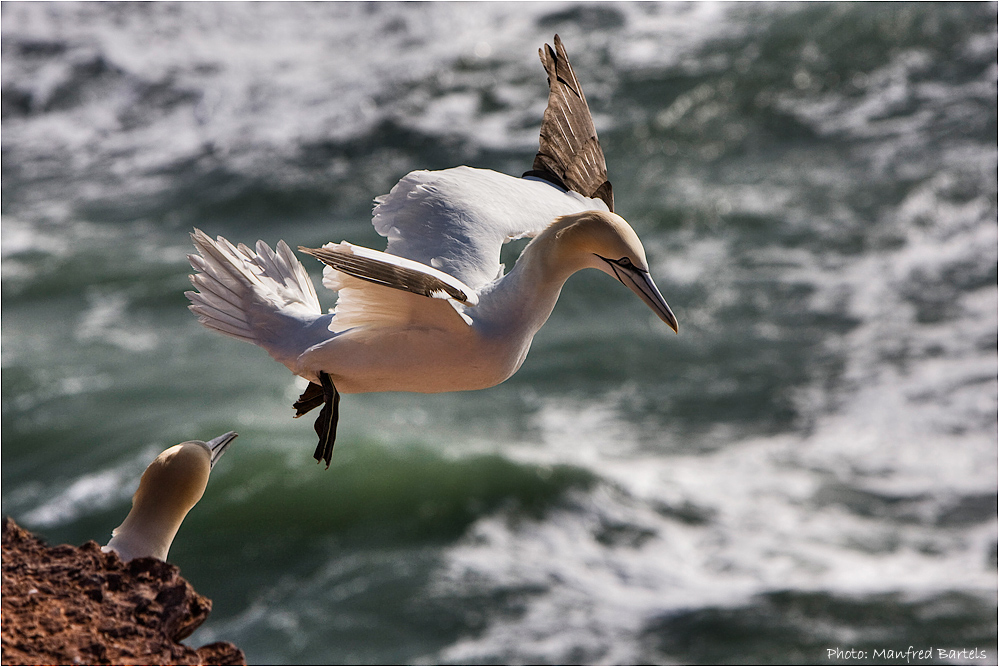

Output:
xmin=625 ymin=268 xmax=679 ymax=333
xmin=601 ymin=258 xmax=679 ymax=333
xmin=206 ymin=431 xmax=238 ymax=469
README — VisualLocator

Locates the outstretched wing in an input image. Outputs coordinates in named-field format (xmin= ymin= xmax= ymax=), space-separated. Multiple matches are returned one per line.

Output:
xmin=371 ymin=166 xmax=604 ymax=291
xmin=367 ymin=36 xmax=612 ymax=290
xmin=300 ymin=242 xmax=476 ymax=332
xmin=524 ymin=34 xmax=614 ymax=212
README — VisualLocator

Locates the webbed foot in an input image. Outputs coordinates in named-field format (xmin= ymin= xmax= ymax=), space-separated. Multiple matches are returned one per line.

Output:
xmin=312 ymin=371 xmax=340 ymax=469
xmin=293 ymin=381 xmax=324 ymax=417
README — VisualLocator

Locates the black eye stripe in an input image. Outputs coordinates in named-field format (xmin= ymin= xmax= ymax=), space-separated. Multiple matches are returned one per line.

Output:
xmin=596 ymin=253 xmax=648 ymax=275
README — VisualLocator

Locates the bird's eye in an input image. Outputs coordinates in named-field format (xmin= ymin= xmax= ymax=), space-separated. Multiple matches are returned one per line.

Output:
xmin=615 ymin=257 xmax=634 ymax=268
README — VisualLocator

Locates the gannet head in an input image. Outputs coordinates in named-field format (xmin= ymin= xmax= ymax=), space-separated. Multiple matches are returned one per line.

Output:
xmin=549 ymin=210 xmax=679 ymax=333
xmin=103 ymin=431 xmax=237 ymax=562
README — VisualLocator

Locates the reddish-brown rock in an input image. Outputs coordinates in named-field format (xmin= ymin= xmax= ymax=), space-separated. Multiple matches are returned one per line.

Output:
xmin=1 ymin=517 xmax=244 ymax=666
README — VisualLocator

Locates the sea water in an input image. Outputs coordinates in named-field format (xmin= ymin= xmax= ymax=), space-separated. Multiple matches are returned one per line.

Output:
xmin=2 ymin=2 xmax=996 ymax=664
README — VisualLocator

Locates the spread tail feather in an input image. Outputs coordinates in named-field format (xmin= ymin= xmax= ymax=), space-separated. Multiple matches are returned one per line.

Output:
xmin=185 ymin=229 xmax=328 ymax=369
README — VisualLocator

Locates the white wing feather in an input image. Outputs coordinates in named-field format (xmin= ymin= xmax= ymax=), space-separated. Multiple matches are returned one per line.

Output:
xmin=186 ymin=229 xmax=332 ymax=371
xmin=371 ymin=166 xmax=607 ymax=290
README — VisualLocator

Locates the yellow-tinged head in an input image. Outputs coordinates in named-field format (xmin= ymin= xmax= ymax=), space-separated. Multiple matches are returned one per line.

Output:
xmin=134 ymin=442 xmax=213 ymax=512
xmin=543 ymin=210 xmax=678 ymax=332
xmin=103 ymin=431 xmax=237 ymax=562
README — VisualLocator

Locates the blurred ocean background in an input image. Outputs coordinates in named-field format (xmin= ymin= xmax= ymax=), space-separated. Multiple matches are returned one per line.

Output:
xmin=2 ymin=2 xmax=996 ymax=664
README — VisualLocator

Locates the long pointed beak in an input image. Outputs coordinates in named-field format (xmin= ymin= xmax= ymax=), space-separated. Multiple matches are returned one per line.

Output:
xmin=619 ymin=267 xmax=679 ymax=333
xmin=206 ymin=431 xmax=238 ymax=469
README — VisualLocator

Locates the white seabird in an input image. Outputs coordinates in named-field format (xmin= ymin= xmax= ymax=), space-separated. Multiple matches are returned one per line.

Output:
xmin=103 ymin=432 xmax=237 ymax=562
xmin=186 ymin=36 xmax=678 ymax=467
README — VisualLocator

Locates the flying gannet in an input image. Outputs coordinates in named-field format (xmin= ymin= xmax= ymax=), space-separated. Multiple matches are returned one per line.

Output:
xmin=186 ymin=36 xmax=678 ymax=468
xmin=103 ymin=431 xmax=237 ymax=562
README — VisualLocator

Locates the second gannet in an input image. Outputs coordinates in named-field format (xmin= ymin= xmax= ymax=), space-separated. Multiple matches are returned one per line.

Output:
xmin=103 ymin=431 xmax=237 ymax=562
xmin=186 ymin=36 xmax=678 ymax=467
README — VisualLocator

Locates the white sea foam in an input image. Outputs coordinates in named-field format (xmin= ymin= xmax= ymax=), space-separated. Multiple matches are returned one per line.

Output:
xmin=21 ymin=447 xmax=155 ymax=528
xmin=2 ymin=2 xmax=741 ymax=233
xmin=77 ymin=290 xmax=160 ymax=352
xmin=433 ymin=398 xmax=994 ymax=662
xmin=428 ymin=44 xmax=998 ymax=657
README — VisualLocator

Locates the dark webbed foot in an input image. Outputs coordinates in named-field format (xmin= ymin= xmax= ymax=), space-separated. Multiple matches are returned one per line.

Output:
xmin=291 ymin=375 xmax=340 ymax=468
xmin=293 ymin=381 xmax=324 ymax=417
xmin=312 ymin=371 xmax=340 ymax=469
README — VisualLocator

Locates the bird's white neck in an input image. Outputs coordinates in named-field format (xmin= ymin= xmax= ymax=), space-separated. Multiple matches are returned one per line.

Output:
xmin=471 ymin=222 xmax=583 ymax=341
xmin=104 ymin=502 xmax=185 ymax=562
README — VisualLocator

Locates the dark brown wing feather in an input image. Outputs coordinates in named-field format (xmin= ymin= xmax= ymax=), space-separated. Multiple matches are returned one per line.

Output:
xmin=298 ymin=246 xmax=471 ymax=304
xmin=524 ymin=34 xmax=614 ymax=212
